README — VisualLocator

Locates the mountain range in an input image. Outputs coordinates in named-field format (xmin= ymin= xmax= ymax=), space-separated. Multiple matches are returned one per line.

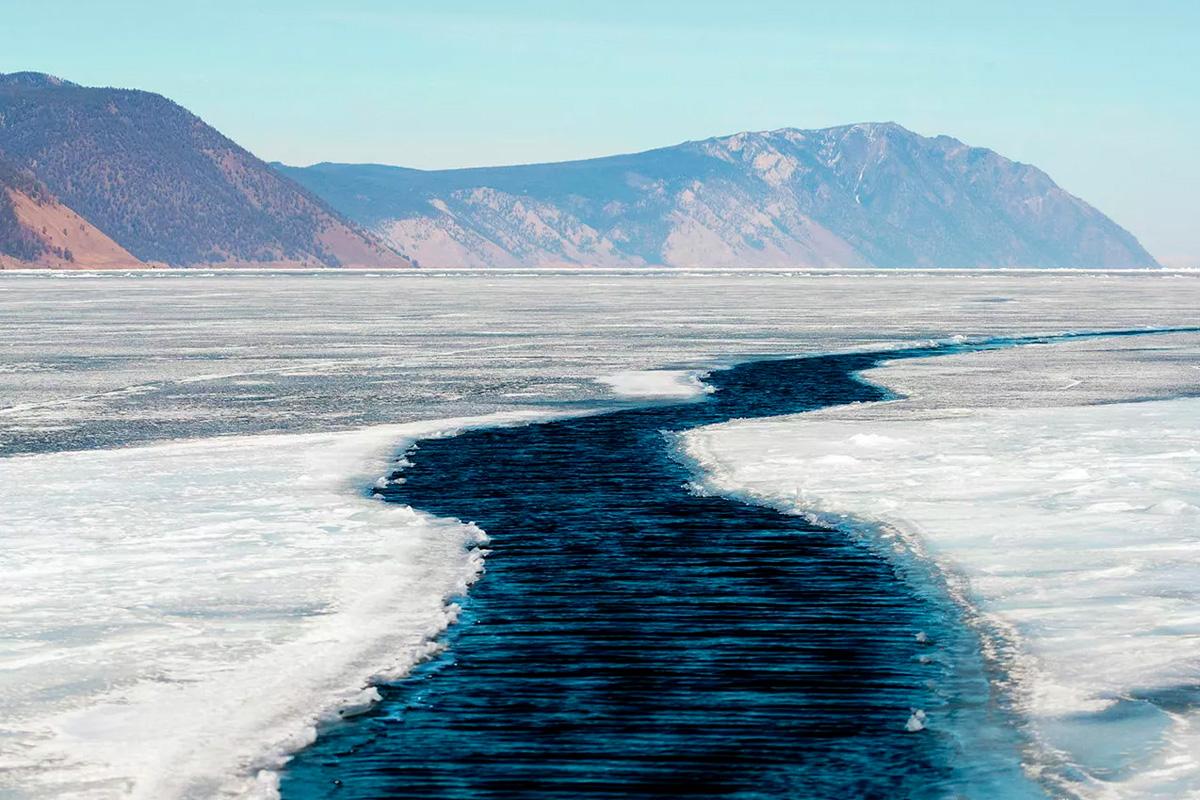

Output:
xmin=280 ymin=124 xmax=1157 ymax=269
xmin=1 ymin=72 xmax=1158 ymax=269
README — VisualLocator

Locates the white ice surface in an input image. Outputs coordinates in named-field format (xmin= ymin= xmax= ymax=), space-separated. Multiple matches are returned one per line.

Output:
xmin=597 ymin=369 xmax=713 ymax=399
xmin=687 ymin=386 xmax=1200 ymax=798
xmin=0 ymin=411 xmax=557 ymax=799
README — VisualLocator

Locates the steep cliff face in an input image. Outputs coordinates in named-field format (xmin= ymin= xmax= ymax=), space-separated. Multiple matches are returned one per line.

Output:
xmin=281 ymin=123 xmax=1157 ymax=269
xmin=0 ymin=72 xmax=408 ymax=268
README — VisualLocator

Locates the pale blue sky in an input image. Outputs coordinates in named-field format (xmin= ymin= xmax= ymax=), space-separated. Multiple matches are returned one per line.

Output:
xmin=5 ymin=1 xmax=1197 ymax=265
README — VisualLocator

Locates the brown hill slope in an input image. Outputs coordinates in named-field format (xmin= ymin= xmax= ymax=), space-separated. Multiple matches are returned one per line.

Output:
xmin=0 ymin=159 xmax=146 ymax=269
xmin=0 ymin=72 xmax=409 ymax=268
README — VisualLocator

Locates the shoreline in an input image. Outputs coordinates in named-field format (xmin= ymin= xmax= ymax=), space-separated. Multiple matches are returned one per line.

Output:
xmin=2 ymin=265 xmax=1196 ymax=276
xmin=0 ymin=410 xmax=575 ymax=799
xmin=685 ymin=332 xmax=1200 ymax=797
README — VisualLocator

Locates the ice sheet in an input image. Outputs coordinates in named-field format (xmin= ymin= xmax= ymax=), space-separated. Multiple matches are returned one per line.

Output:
xmin=0 ymin=411 xmax=558 ymax=799
xmin=685 ymin=336 xmax=1200 ymax=798
xmin=4 ymin=269 xmax=1199 ymax=456
xmin=3 ymin=271 xmax=1200 ymax=798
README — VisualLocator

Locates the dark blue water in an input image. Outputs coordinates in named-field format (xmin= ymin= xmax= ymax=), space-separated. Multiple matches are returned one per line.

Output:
xmin=281 ymin=341 xmax=1064 ymax=800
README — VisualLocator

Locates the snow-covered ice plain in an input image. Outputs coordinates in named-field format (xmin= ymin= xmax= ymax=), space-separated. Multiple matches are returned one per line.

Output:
xmin=1 ymin=269 xmax=1199 ymax=798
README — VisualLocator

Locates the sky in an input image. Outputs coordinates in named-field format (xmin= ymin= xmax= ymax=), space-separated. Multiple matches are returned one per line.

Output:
xmin=4 ymin=1 xmax=1198 ymax=266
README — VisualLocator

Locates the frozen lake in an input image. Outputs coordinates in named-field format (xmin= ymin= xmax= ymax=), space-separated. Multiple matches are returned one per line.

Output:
xmin=1 ymin=270 xmax=1198 ymax=798
xmin=4 ymin=269 xmax=1199 ymax=455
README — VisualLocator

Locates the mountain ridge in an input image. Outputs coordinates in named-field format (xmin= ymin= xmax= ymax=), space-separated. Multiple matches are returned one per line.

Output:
xmin=278 ymin=122 xmax=1157 ymax=269
xmin=0 ymin=72 xmax=408 ymax=268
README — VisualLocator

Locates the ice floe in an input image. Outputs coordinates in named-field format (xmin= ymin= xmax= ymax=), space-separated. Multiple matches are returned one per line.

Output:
xmin=597 ymin=369 xmax=713 ymax=399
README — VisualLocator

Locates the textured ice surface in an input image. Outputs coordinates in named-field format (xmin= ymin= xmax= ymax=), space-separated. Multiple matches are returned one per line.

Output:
xmin=0 ymin=411 xmax=558 ymax=799
xmin=4 ymin=269 xmax=1200 ymax=456
xmin=686 ymin=334 xmax=1200 ymax=798
xmin=2 ymin=270 xmax=1200 ymax=798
